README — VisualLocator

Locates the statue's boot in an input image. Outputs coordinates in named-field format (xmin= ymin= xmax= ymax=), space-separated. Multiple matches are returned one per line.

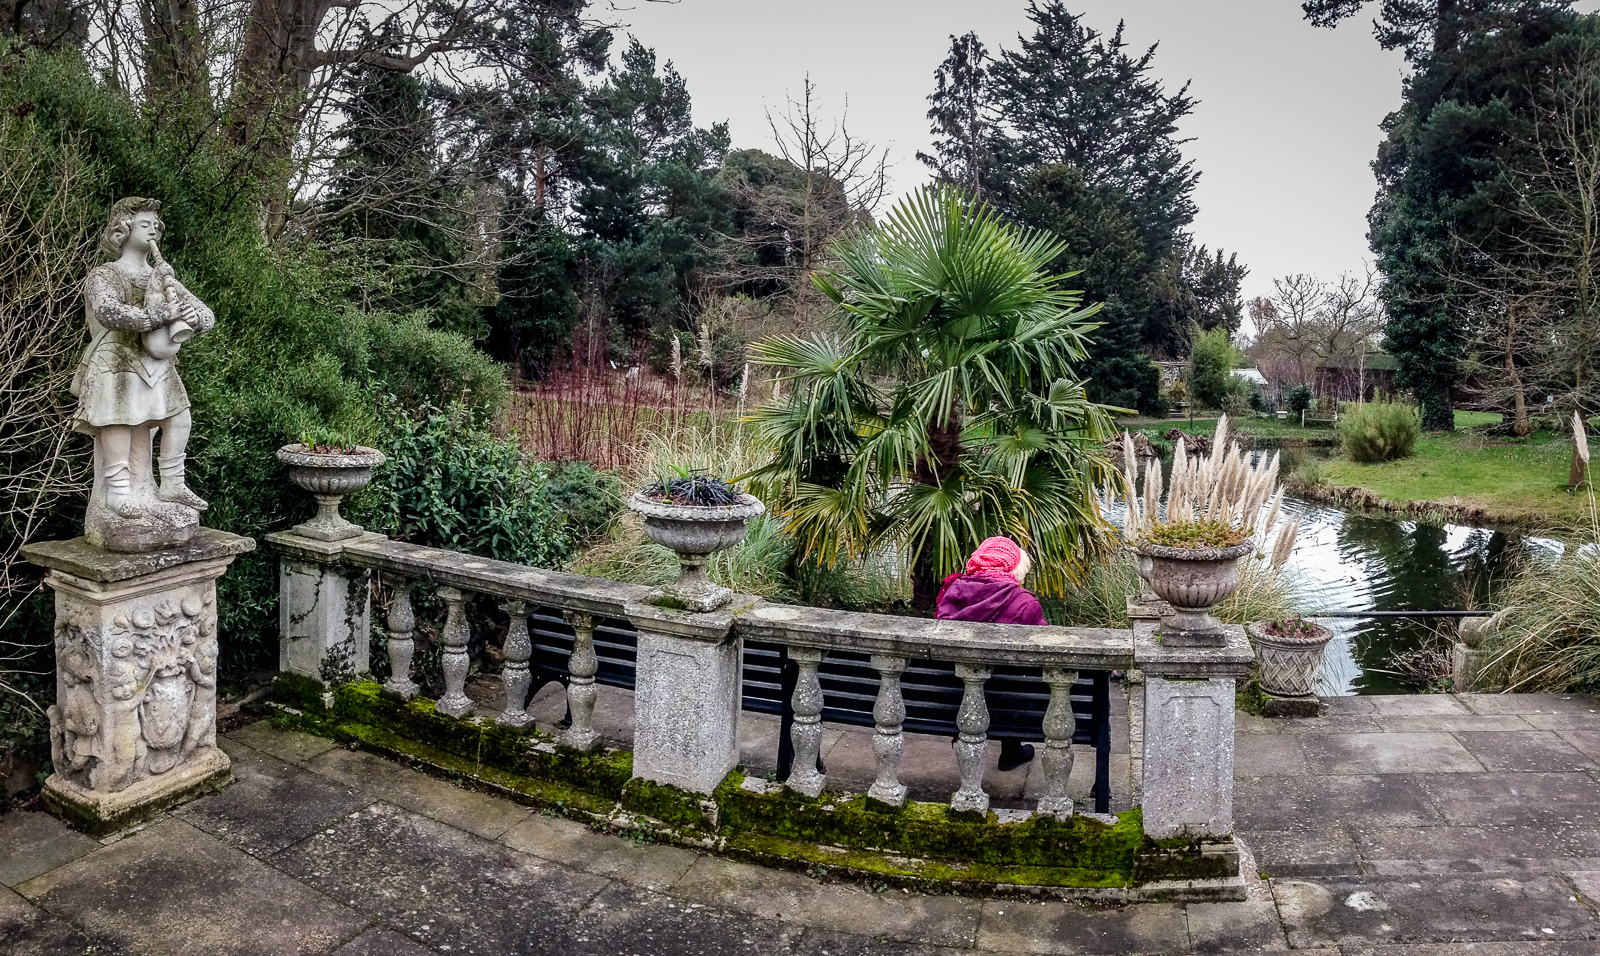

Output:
xmin=104 ymin=461 xmax=145 ymax=518
xmin=157 ymin=455 xmax=209 ymax=511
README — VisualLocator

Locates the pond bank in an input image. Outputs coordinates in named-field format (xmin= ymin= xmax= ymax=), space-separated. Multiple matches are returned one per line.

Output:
xmin=1306 ymin=427 xmax=1588 ymax=531
xmin=1287 ymin=478 xmax=1497 ymax=527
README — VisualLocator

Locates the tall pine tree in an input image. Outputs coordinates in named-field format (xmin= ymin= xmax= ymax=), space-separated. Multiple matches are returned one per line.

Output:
xmin=921 ymin=3 xmax=1243 ymax=411
xmin=1305 ymin=0 xmax=1583 ymax=428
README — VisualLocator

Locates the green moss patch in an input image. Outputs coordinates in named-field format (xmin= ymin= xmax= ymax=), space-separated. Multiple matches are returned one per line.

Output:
xmin=272 ymin=679 xmax=1193 ymax=891
xmin=621 ymin=777 xmax=711 ymax=831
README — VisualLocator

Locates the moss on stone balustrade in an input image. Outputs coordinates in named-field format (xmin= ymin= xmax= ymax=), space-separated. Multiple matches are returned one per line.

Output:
xmin=266 ymin=679 xmax=1228 ymax=892
xmin=620 ymin=777 xmax=714 ymax=831
xmin=1133 ymin=833 xmax=1239 ymax=884
xmin=716 ymin=781 xmax=1143 ymax=878
xmin=271 ymin=671 xmax=329 ymax=712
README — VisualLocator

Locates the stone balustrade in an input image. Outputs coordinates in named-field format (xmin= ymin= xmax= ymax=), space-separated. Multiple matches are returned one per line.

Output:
xmin=266 ymin=524 xmax=1251 ymax=872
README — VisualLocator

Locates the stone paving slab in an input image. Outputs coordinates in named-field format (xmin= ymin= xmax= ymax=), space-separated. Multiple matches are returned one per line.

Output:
xmin=1240 ymin=829 xmax=1362 ymax=879
xmin=1453 ymin=732 xmax=1599 ymax=772
xmin=502 ymin=811 xmax=701 ymax=892
xmin=273 ymin=800 xmax=612 ymax=955
xmin=1361 ymin=695 xmax=1475 ymax=718
xmin=1235 ymin=774 xmax=1446 ymax=831
xmin=10 ymin=696 xmax=1600 ymax=954
xmin=226 ymin=720 xmax=339 ymax=764
xmin=1459 ymin=694 xmax=1600 ymax=717
xmin=1350 ymin=825 xmax=1572 ymax=866
xmin=176 ymin=738 xmax=372 ymax=857
xmin=1299 ymin=733 xmax=1485 ymax=774
xmin=1371 ymin=714 xmax=1537 ymax=733
xmin=1415 ymin=772 xmax=1600 ymax=828
xmin=1183 ymin=899 xmax=1290 ymax=953
xmin=304 ymin=745 xmax=533 ymax=840
xmin=670 ymin=854 xmax=983 ymax=948
xmin=972 ymin=899 xmax=1189 ymax=954
xmin=15 ymin=817 xmax=369 ymax=955
xmin=1272 ymin=875 xmax=1600 ymax=949
xmin=1234 ymin=733 xmax=1310 ymax=777
xmin=0 ymin=810 xmax=99 ymax=888
xmin=331 ymin=925 xmax=438 ymax=956
xmin=1 ymin=883 xmax=132 ymax=955
xmin=1344 ymin=943 xmax=1600 ymax=954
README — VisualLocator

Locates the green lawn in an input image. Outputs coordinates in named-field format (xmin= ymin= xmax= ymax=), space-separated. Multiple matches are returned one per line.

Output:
xmin=1319 ymin=426 xmax=1588 ymax=528
xmin=1128 ymin=414 xmax=1338 ymax=441
xmin=1129 ymin=409 xmax=1588 ymax=527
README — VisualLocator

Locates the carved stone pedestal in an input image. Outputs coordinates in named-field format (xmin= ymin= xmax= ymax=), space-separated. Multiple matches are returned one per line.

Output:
xmin=23 ymin=529 xmax=255 ymax=835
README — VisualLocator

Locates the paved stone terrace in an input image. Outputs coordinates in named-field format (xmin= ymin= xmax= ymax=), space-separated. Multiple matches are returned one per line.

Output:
xmin=5 ymin=691 xmax=1600 ymax=955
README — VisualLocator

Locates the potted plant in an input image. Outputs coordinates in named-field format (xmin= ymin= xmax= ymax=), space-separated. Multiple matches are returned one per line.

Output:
xmin=1120 ymin=415 xmax=1301 ymax=645
xmin=1135 ymin=520 xmax=1256 ymax=643
xmin=628 ymin=474 xmax=764 ymax=612
xmin=276 ymin=429 xmax=385 ymax=541
xmin=1248 ymin=617 xmax=1333 ymax=709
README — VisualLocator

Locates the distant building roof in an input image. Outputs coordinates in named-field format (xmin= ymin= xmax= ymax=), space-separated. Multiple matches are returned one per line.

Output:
xmin=1231 ymin=368 xmax=1267 ymax=385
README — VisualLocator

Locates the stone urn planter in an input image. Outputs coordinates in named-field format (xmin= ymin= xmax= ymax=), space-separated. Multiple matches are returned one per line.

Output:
xmin=1134 ymin=539 xmax=1255 ymax=645
xmin=1248 ymin=619 xmax=1333 ymax=716
xmin=277 ymin=443 xmax=385 ymax=542
xmin=628 ymin=488 xmax=764 ymax=612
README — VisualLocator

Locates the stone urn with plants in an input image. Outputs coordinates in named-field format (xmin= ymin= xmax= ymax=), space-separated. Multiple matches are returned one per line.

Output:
xmin=277 ymin=430 xmax=385 ymax=542
xmin=1248 ymin=617 xmax=1333 ymax=713
xmin=628 ymin=474 xmax=764 ymax=613
xmin=1120 ymin=415 xmax=1302 ymax=646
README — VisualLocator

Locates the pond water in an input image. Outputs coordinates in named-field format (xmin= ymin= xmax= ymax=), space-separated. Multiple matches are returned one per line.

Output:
xmin=1273 ymin=494 xmax=1565 ymax=695
xmin=1118 ymin=446 xmax=1570 ymax=695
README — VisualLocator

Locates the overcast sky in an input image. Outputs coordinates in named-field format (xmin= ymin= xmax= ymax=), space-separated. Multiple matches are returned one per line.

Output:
xmin=609 ymin=0 xmax=1596 ymax=318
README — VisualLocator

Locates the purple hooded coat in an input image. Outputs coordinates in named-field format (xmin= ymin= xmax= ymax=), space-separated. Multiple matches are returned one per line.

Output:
xmin=935 ymin=573 xmax=1048 ymax=626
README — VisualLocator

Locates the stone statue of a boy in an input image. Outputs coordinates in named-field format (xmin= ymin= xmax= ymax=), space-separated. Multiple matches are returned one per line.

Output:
xmin=73 ymin=197 xmax=214 ymax=552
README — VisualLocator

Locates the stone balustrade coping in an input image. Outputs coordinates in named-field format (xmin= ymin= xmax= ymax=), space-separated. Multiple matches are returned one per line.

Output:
xmin=269 ymin=529 xmax=1138 ymax=671
xmin=321 ymin=534 xmax=652 ymax=620
xmin=737 ymin=603 xmax=1135 ymax=670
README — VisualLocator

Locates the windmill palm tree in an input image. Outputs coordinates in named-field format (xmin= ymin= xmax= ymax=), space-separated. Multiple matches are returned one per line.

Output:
xmin=745 ymin=185 xmax=1120 ymax=610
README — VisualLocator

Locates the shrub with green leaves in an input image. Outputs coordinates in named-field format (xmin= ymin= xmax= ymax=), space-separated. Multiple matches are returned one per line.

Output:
xmin=359 ymin=403 xmax=570 ymax=567
xmin=1337 ymin=402 xmax=1422 ymax=463
xmin=0 ymin=48 xmax=508 ymax=681
xmin=544 ymin=462 xmax=622 ymax=545
xmin=1187 ymin=325 xmax=1239 ymax=408
xmin=1287 ymin=384 xmax=1313 ymax=416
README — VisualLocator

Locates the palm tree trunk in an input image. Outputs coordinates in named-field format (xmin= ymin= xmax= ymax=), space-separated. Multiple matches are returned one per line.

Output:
xmin=910 ymin=416 xmax=963 ymax=613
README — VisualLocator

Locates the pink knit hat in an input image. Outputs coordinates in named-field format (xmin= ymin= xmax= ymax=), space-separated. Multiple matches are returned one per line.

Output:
xmin=965 ymin=537 xmax=1023 ymax=575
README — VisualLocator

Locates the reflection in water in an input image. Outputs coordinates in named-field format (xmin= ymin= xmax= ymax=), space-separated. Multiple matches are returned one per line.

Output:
xmin=1113 ymin=448 xmax=1564 ymax=696
xmin=1280 ymin=496 xmax=1561 ymax=695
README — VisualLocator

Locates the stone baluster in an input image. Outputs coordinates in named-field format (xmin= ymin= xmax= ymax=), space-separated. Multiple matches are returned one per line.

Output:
xmin=561 ymin=610 xmax=601 ymax=752
xmin=784 ymin=646 xmax=826 ymax=798
xmin=867 ymin=654 xmax=908 ymax=807
xmin=1037 ymin=667 xmax=1079 ymax=818
xmin=435 ymin=586 xmax=474 ymax=718
xmin=381 ymin=578 xmax=419 ymax=700
xmin=950 ymin=662 xmax=992 ymax=814
xmin=498 ymin=600 xmax=533 ymax=728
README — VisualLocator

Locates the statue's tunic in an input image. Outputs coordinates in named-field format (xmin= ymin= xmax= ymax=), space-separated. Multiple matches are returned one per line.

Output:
xmin=71 ymin=263 xmax=213 ymax=434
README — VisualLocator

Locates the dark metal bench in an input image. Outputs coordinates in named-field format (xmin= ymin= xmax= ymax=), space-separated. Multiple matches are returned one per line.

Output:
xmin=522 ymin=607 xmax=1115 ymax=813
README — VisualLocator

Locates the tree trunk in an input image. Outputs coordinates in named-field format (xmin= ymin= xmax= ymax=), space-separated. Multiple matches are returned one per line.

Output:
xmin=910 ymin=415 xmax=963 ymax=614
xmin=140 ymin=0 xmax=209 ymax=106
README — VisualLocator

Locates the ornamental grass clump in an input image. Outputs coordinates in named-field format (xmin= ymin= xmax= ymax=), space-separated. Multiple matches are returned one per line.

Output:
xmin=1479 ymin=493 xmax=1600 ymax=692
xmin=1337 ymin=401 xmax=1421 ymax=463
xmin=1114 ymin=414 xmax=1300 ymax=566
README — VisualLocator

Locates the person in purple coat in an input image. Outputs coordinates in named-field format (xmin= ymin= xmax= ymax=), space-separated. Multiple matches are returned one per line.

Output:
xmin=936 ymin=536 xmax=1047 ymax=769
